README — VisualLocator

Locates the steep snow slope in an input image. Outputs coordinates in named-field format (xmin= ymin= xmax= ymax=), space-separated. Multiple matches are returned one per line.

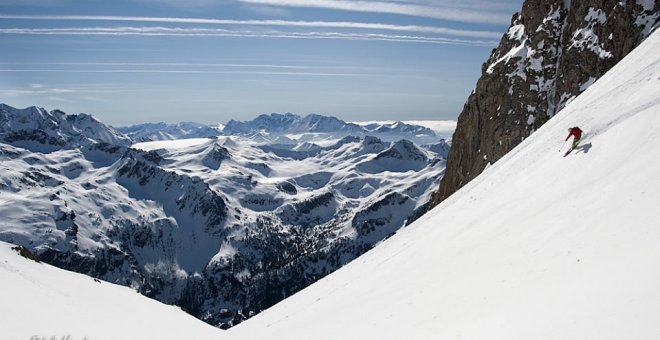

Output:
xmin=227 ymin=30 xmax=660 ymax=339
xmin=0 ymin=242 xmax=220 ymax=340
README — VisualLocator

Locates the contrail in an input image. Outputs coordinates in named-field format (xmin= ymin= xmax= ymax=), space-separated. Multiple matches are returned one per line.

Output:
xmin=0 ymin=27 xmax=498 ymax=46
xmin=0 ymin=14 xmax=501 ymax=39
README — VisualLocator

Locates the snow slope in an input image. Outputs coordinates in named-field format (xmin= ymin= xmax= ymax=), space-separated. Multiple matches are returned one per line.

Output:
xmin=227 ymin=30 xmax=660 ymax=339
xmin=0 ymin=242 xmax=220 ymax=340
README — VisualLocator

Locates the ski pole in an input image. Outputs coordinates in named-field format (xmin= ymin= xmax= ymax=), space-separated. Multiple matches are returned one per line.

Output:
xmin=558 ymin=139 xmax=567 ymax=152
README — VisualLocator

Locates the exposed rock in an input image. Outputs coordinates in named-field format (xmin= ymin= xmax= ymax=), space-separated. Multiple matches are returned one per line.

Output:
xmin=12 ymin=245 xmax=40 ymax=262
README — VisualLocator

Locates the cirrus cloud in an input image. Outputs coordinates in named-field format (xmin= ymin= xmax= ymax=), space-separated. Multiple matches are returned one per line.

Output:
xmin=237 ymin=0 xmax=514 ymax=24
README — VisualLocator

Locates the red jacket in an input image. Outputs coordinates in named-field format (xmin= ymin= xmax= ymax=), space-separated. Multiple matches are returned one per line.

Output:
xmin=566 ymin=127 xmax=582 ymax=141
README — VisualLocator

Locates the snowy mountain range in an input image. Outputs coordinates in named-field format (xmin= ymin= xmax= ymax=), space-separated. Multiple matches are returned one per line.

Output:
xmin=117 ymin=112 xmax=445 ymax=145
xmin=115 ymin=122 xmax=222 ymax=142
xmin=3 ymin=22 xmax=659 ymax=340
xmin=0 ymin=103 xmax=447 ymax=328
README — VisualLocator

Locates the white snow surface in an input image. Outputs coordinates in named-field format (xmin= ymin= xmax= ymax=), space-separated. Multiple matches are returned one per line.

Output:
xmin=226 ymin=30 xmax=660 ymax=339
xmin=0 ymin=242 xmax=221 ymax=340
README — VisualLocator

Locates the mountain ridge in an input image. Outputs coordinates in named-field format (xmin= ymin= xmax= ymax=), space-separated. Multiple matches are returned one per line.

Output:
xmin=0 ymin=104 xmax=131 ymax=152
xmin=114 ymin=112 xmax=445 ymax=145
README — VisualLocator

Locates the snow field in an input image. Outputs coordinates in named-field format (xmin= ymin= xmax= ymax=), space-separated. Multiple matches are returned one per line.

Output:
xmin=0 ymin=242 xmax=221 ymax=340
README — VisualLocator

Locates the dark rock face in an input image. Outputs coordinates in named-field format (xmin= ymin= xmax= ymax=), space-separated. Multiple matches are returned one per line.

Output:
xmin=432 ymin=0 xmax=658 ymax=206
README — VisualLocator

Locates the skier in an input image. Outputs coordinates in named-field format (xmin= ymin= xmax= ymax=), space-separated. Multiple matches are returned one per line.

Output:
xmin=564 ymin=126 xmax=583 ymax=155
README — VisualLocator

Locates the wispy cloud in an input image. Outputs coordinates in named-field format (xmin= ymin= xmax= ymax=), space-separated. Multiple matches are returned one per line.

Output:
xmin=0 ymin=14 xmax=501 ymax=39
xmin=0 ymin=27 xmax=497 ymax=46
xmin=0 ymin=61 xmax=379 ymax=71
xmin=237 ymin=0 xmax=513 ymax=25
xmin=47 ymin=96 xmax=69 ymax=102
xmin=0 ymin=68 xmax=372 ymax=77
xmin=0 ymin=83 xmax=131 ymax=97
xmin=0 ymin=62 xmax=308 ymax=69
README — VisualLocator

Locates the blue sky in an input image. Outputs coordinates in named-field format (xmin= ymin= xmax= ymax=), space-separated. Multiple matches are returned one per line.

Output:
xmin=0 ymin=0 xmax=522 ymax=126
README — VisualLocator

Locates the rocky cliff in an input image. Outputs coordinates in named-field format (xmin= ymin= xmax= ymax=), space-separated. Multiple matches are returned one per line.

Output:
xmin=432 ymin=0 xmax=658 ymax=205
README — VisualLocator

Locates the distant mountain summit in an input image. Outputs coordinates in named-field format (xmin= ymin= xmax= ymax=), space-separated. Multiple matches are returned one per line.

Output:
xmin=116 ymin=122 xmax=221 ymax=142
xmin=0 ymin=104 xmax=130 ymax=151
xmin=223 ymin=112 xmax=363 ymax=135
xmin=222 ymin=113 xmax=438 ymax=144
xmin=360 ymin=121 xmax=436 ymax=140
xmin=117 ymin=113 xmax=443 ymax=144
xmin=432 ymin=0 xmax=659 ymax=206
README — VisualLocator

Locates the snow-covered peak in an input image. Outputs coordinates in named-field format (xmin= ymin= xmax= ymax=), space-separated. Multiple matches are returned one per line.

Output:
xmin=295 ymin=113 xmax=360 ymax=133
xmin=361 ymin=120 xmax=435 ymax=138
xmin=222 ymin=113 xmax=442 ymax=144
xmin=0 ymin=104 xmax=130 ymax=152
xmin=223 ymin=112 xmax=300 ymax=134
xmin=422 ymin=139 xmax=451 ymax=158
xmin=116 ymin=121 xmax=221 ymax=142
xmin=223 ymin=112 xmax=358 ymax=135
xmin=357 ymin=139 xmax=430 ymax=173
